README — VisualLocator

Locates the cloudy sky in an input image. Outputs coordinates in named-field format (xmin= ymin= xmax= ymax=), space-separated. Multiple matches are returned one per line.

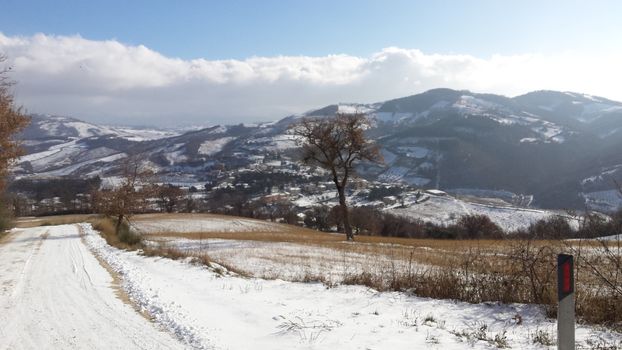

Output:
xmin=1 ymin=0 xmax=621 ymax=126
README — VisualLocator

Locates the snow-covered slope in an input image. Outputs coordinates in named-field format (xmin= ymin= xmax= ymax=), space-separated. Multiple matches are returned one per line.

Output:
xmin=23 ymin=114 xmax=180 ymax=142
xmin=13 ymin=88 xmax=622 ymax=211
xmin=388 ymin=193 xmax=578 ymax=232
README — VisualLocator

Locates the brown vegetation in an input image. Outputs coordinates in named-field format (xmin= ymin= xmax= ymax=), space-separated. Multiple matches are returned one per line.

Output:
xmin=0 ymin=55 xmax=30 ymax=194
xmin=91 ymin=156 xmax=153 ymax=234
xmin=0 ymin=54 xmax=30 ymax=231
xmin=90 ymin=217 xmax=143 ymax=249
xmin=14 ymin=214 xmax=100 ymax=228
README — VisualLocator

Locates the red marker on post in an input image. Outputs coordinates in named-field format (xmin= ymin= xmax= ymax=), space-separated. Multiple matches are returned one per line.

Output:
xmin=557 ymin=254 xmax=574 ymax=350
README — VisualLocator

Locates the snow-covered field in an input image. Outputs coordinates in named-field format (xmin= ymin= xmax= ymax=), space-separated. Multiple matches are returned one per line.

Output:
xmin=83 ymin=223 xmax=620 ymax=349
xmin=144 ymin=237 xmax=429 ymax=285
xmin=198 ymin=137 xmax=236 ymax=156
xmin=390 ymin=194 xmax=579 ymax=232
xmin=1 ymin=223 xmax=620 ymax=349
xmin=133 ymin=215 xmax=286 ymax=234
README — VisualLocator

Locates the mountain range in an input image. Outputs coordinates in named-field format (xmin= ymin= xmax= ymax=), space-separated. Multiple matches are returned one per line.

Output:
xmin=13 ymin=88 xmax=622 ymax=211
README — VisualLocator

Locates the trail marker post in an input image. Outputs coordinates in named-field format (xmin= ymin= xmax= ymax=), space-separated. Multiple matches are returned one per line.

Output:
xmin=557 ymin=254 xmax=575 ymax=350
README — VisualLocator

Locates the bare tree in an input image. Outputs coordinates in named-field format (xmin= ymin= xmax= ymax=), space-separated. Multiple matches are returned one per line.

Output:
xmin=155 ymin=184 xmax=184 ymax=213
xmin=293 ymin=112 xmax=382 ymax=240
xmin=94 ymin=156 xmax=153 ymax=234
xmin=0 ymin=55 xmax=30 ymax=194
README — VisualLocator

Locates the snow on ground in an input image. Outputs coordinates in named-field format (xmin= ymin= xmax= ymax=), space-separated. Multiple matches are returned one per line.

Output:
xmin=375 ymin=112 xmax=414 ymax=123
xmin=246 ymin=134 xmax=302 ymax=152
xmin=378 ymin=166 xmax=410 ymax=183
xmin=582 ymin=190 xmax=622 ymax=212
xmin=454 ymin=95 xmax=506 ymax=115
xmin=18 ymin=146 xmax=64 ymax=163
xmin=0 ymin=225 xmax=182 ymax=349
xmin=82 ymin=223 xmax=620 ymax=349
xmin=133 ymin=215 xmax=285 ymax=233
xmin=396 ymin=146 xmax=430 ymax=159
xmin=19 ymin=139 xmax=83 ymax=170
xmin=380 ymin=149 xmax=397 ymax=164
xmin=2 ymin=223 xmax=620 ymax=349
xmin=164 ymin=144 xmax=188 ymax=165
xmin=110 ymin=127 xmax=180 ymax=141
xmin=598 ymin=234 xmax=622 ymax=241
xmin=391 ymin=195 xmax=578 ymax=232
xmin=402 ymin=176 xmax=431 ymax=186
xmin=145 ymin=237 xmax=429 ymax=285
xmin=336 ymin=104 xmax=376 ymax=116
xmin=38 ymin=152 xmax=126 ymax=177
xmin=198 ymin=137 xmax=236 ymax=156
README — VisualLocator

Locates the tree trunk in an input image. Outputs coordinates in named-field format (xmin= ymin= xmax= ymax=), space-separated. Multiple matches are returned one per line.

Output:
xmin=115 ymin=214 xmax=124 ymax=235
xmin=337 ymin=187 xmax=354 ymax=241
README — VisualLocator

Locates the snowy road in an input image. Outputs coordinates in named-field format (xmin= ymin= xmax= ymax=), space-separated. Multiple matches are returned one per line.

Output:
xmin=0 ymin=225 xmax=183 ymax=350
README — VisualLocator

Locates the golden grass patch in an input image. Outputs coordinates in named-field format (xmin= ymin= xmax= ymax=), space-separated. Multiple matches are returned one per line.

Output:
xmin=14 ymin=214 xmax=100 ymax=228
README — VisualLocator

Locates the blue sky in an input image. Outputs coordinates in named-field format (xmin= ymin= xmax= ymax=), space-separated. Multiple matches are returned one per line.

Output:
xmin=1 ymin=0 xmax=621 ymax=125
xmin=2 ymin=0 xmax=620 ymax=59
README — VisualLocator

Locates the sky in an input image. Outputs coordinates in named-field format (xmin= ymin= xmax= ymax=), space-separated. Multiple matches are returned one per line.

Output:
xmin=1 ymin=0 xmax=621 ymax=126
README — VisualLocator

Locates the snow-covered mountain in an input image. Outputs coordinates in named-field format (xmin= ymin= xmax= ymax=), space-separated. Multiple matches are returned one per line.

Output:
xmin=13 ymin=89 xmax=622 ymax=211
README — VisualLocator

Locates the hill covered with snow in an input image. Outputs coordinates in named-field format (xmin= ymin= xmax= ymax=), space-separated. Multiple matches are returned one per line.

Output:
xmin=12 ymin=89 xmax=622 ymax=212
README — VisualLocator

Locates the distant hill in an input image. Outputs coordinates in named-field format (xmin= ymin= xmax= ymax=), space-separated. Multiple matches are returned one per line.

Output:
xmin=13 ymin=89 xmax=622 ymax=211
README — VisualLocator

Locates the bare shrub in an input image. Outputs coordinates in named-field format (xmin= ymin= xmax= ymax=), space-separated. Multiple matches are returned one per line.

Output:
xmin=528 ymin=216 xmax=573 ymax=239
xmin=303 ymin=206 xmax=331 ymax=231
xmin=92 ymin=156 xmax=153 ymax=235
xmin=566 ymin=238 xmax=622 ymax=329
xmin=531 ymin=328 xmax=556 ymax=346
xmin=91 ymin=218 xmax=142 ymax=249
xmin=142 ymin=242 xmax=189 ymax=260
xmin=0 ymin=199 xmax=13 ymax=232
xmin=508 ymin=240 xmax=558 ymax=307
xmin=456 ymin=214 xmax=504 ymax=239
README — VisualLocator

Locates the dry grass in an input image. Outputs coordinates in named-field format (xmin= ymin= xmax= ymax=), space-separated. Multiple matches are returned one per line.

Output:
xmin=148 ymin=229 xmax=560 ymax=272
xmin=142 ymin=242 xmax=192 ymax=260
xmin=0 ymin=230 xmax=10 ymax=244
xmin=14 ymin=214 xmax=100 ymax=228
xmin=89 ymin=217 xmax=143 ymax=250
xmin=141 ymin=240 xmax=247 ymax=276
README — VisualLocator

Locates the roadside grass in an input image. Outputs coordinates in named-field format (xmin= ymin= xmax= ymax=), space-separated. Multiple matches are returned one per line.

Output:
xmin=14 ymin=214 xmax=100 ymax=228
xmin=141 ymin=239 xmax=247 ymax=276
xmin=0 ymin=217 xmax=12 ymax=234
xmin=89 ymin=217 xmax=143 ymax=250
xmin=0 ymin=229 xmax=9 ymax=243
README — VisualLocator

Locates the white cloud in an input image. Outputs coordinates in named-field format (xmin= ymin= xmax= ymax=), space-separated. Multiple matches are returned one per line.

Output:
xmin=1 ymin=32 xmax=621 ymax=126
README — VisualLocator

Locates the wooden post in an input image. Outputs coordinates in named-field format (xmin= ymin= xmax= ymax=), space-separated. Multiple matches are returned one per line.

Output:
xmin=557 ymin=254 xmax=575 ymax=350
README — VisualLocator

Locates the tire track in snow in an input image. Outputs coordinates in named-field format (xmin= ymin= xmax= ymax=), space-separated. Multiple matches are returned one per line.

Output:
xmin=0 ymin=224 xmax=185 ymax=350
xmin=81 ymin=223 xmax=215 ymax=349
